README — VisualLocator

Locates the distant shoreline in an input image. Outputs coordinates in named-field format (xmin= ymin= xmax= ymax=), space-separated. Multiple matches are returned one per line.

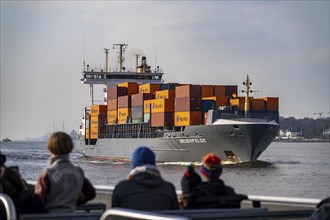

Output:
xmin=274 ymin=139 xmax=330 ymax=143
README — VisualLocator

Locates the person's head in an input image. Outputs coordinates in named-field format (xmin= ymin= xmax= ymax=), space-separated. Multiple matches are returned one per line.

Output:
xmin=47 ymin=132 xmax=73 ymax=155
xmin=131 ymin=146 xmax=155 ymax=168
xmin=200 ymin=153 xmax=222 ymax=181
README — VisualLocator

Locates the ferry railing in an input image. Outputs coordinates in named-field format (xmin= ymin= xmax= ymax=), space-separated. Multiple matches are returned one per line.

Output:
xmin=27 ymin=181 xmax=321 ymax=208
xmin=100 ymin=208 xmax=189 ymax=220
xmin=0 ymin=193 xmax=17 ymax=220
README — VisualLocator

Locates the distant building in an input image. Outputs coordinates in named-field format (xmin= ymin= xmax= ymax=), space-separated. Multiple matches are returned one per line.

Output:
xmin=322 ymin=129 xmax=330 ymax=139
xmin=277 ymin=129 xmax=303 ymax=140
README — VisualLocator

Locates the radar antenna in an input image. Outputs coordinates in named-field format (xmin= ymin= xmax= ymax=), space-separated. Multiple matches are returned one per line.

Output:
xmin=113 ymin=43 xmax=128 ymax=72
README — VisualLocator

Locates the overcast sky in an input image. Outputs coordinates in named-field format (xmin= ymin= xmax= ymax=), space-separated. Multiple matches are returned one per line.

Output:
xmin=1 ymin=1 xmax=329 ymax=140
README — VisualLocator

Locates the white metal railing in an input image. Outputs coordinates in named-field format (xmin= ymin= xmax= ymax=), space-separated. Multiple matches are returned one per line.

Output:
xmin=100 ymin=208 xmax=189 ymax=220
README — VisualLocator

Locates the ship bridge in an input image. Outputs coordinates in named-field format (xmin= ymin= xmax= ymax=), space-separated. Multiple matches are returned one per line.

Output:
xmin=81 ymin=43 xmax=164 ymax=105
xmin=81 ymin=67 xmax=164 ymax=87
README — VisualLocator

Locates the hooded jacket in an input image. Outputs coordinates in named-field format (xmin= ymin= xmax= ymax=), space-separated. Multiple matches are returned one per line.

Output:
xmin=185 ymin=179 xmax=247 ymax=209
xmin=112 ymin=171 xmax=179 ymax=210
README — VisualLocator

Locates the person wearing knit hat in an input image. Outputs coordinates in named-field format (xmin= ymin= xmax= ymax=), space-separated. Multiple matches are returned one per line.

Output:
xmin=185 ymin=152 xmax=247 ymax=209
xmin=112 ymin=146 xmax=179 ymax=210
xmin=131 ymin=146 xmax=155 ymax=168
xmin=200 ymin=153 xmax=223 ymax=180
xmin=35 ymin=132 xmax=96 ymax=212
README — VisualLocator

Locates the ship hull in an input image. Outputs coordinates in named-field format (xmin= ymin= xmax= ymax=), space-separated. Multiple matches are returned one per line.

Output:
xmin=75 ymin=120 xmax=279 ymax=162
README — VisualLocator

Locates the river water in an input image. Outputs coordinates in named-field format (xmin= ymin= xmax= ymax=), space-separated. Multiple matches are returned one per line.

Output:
xmin=1 ymin=141 xmax=329 ymax=199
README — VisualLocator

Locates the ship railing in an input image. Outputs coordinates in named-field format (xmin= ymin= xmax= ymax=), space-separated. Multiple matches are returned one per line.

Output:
xmin=218 ymin=113 xmax=269 ymax=123
xmin=82 ymin=67 xmax=163 ymax=74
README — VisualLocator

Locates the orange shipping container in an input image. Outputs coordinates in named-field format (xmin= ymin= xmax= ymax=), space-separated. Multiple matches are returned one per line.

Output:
xmin=155 ymin=90 xmax=175 ymax=99
xmin=107 ymin=99 xmax=117 ymax=111
xmin=85 ymin=129 xmax=89 ymax=138
xmin=117 ymin=108 xmax=131 ymax=121
xmin=107 ymin=110 xmax=117 ymax=125
xmin=201 ymin=85 xmax=214 ymax=98
xmin=213 ymin=85 xmax=226 ymax=97
xmin=117 ymin=120 xmax=127 ymax=125
xmin=263 ymin=97 xmax=279 ymax=111
xmin=90 ymin=105 xmax=107 ymax=116
xmin=230 ymin=97 xmax=246 ymax=110
xmin=174 ymin=111 xmax=201 ymax=127
xmin=90 ymin=115 xmax=106 ymax=127
xmin=251 ymin=99 xmax=266 ymax=111
xmin=139 ymin=83 xmax=160 ymax=94
xmin=118 ymin=82 xmax=138 ymax=94
xmin=202 ymin=96 xmax=228 ymax=108
xmin=90 ymin=126 xmax=105 ymax=139
xmin=151 ymin=98 xmax=174 ymax=113
xmin=144 ymin=100 xmax=155 ymax=113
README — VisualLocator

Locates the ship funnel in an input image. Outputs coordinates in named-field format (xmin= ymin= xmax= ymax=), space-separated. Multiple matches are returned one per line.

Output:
xmin=137 ymin=56 xmax=151 ymax=73
xmin=141 ymin=56 xmax=147 ymax=66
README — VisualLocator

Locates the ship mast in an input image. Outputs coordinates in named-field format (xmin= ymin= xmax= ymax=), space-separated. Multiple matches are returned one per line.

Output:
xmin=113 ymin=43 xmax=127 ymax=72
xmin=243 ymin=75 xmax=252 ymax=115
xmin=134 ymin=54 xmax=141 ymax=72
xmin=104 ymin=48 xmax=110 ymax=72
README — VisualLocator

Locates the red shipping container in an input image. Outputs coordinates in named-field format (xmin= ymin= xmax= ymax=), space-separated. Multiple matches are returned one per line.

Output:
xmin=175 ymin=85 xmax=201 ymax=98
xmin=213 ymin=85 xmax=226 ymax=97
xmin=107 ymin=99 xmax=117 ymax=111
xmin=118 ymin=95 xmax=132 ymax=108
xmin=175 ymin=97 xmax=201 ymax=112
xmin=151 ymin=112 xmax=174 ymax=127
xmin=131 ymin=93 xmax=154 ymax=107
xmin=201 ymin=85 xmax=214 ymax=97
xmin=225 ymin=85 xmax=238 ymax=97
xmin=107 ymin=86 xmax=127 ymax=100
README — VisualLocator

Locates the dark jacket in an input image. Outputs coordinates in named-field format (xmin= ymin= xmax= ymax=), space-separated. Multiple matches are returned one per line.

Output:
xmin=0 ymin=166 xmax=47 ymax=214
xmin=185 ymin=179 xmax=247 ymax=209
xmin=112 ymin=172 xmax=179 ymax=210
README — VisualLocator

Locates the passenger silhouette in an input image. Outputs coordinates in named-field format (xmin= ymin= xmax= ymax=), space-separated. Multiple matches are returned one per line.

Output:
xmin=185 ymin=153 xmax=247 ymax=209
xmin=0 ymin=151 xmax=47 ymax=215
xmin=179 ymin=163 xmax=201 ymax=208
xmin=35 ymin=132 xmax=96 ymax=212
xmin=112 ymin=146 xmax=179 ymax=210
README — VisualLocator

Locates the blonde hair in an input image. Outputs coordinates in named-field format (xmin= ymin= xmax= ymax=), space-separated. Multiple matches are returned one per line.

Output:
xmin=47 ymin=132 xmax=73 ymax=155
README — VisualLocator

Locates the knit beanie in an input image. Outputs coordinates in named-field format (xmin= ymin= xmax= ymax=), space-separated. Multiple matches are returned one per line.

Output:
xmin=131 ymin=146 xmax=155 ymax=168
xmin=200 ymin=153 xmax=222 ymax=179
xmin=181 ymin=164 xmax=202 ymax=193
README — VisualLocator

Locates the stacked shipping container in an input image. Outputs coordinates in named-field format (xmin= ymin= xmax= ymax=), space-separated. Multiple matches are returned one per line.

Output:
xmin=87 ymin=81 xmax=278 ymax=139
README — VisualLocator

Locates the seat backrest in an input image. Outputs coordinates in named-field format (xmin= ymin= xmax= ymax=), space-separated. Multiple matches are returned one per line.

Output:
xmin=19 ymin=212 xmax=102 ymax=220
xmin=76 ymin=202 xmax=106 ymax=212
xmin=157 ymin=208 xmax=269 ymax=219
xmin=0 ymin=193 xmax=17 ymax=220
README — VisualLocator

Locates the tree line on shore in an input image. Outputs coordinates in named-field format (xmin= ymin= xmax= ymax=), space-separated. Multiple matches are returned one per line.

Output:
xmin=279 ymin=116 xmax=330 ymax=139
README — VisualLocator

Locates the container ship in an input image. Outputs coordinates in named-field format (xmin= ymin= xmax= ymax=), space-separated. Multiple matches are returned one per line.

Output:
xmin=75 ymin=44 xmax=279 ymax=162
